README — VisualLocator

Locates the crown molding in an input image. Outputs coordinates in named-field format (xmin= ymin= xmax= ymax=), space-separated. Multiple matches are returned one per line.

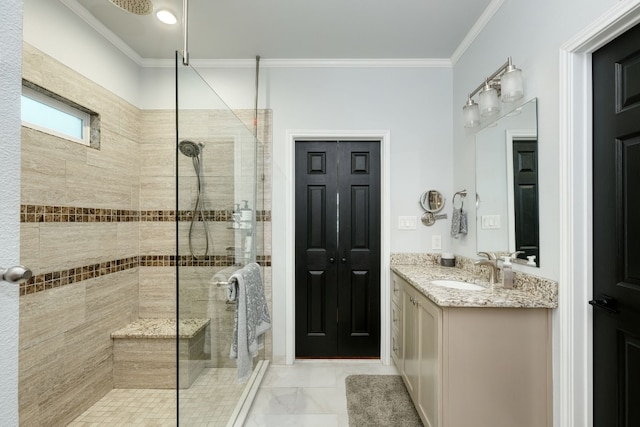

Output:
xmin=450 ymin=0 xmax=505 ymax=66
xmin=60 ymin=0 xmax=498 ymax=69
xmin=135 ymin=57 xmax=452 ymax=69
xmin=60 ymin=0 xmax=147 ymax=67
xmin=195 ymin=58 xmax=451 ymax=69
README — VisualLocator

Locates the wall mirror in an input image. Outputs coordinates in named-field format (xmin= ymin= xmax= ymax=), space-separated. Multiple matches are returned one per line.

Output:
xmin=420 ymin=190 xmax=444 ymax=212
xmin=475 ymin=98 xmax=539 ymax=266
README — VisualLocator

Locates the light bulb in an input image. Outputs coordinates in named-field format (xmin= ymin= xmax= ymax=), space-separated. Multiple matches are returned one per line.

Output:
xmin=156 ymin=9 xmax=177 ymax=25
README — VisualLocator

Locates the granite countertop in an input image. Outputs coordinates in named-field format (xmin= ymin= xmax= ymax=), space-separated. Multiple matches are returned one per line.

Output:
xmin=391 ymin=264 xmax=557 ymax=309
xmin=111 ymin=318 xmax=210 ymax=339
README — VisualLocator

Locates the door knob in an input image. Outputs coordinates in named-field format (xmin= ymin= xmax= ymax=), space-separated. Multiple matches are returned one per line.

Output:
xmin=340 ymin=257 xmax=347 ymax=263
xmin=1 ymin=265 xmax=33 ymax=284
xmin=329 ymin=257 xmax=336 ymax=263
xmin=589 ymin=295 xmax=618 ymax=314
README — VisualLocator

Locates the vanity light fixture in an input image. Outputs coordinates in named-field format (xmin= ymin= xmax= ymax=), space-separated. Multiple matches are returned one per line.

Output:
xmin=462 ymin=57 xmax=524 ymax=127
xmin=156 ymin=9 xmax=178 ymax=24
xmin=462 ymin=96 xmax=480 ymax=128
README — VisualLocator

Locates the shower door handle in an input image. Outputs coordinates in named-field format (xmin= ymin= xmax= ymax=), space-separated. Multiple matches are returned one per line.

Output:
xmin=1 ymin=265 xmax=33 ymax=284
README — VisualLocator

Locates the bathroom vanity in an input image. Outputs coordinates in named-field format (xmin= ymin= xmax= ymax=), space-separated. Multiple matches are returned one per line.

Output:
xmin=391 ymin=264 xmax=555 ymax=427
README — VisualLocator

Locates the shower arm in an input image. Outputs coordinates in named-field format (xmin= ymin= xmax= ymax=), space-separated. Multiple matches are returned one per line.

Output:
xmin=182 ymin=0 xmax=189 ymax=65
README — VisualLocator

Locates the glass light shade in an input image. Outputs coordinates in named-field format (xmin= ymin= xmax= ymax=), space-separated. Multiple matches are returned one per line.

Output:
xmin=463 ymin=99 xmax=480 ymax=128
xmin=479 ymin=84 xmax=500 ymax=117
xmin=501 ymin=67 xmax=524 ymax=103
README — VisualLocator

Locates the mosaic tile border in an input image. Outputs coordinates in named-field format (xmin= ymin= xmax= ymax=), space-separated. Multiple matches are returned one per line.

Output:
xmin=20 ymin=205 xmax=272 ymax=223
xmin=20 ymin=255 xmax=272 ymax=296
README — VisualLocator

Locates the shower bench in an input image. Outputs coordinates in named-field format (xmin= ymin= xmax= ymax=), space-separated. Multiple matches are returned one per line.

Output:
xmin=111 ymin=318 xmax=210 ymax=389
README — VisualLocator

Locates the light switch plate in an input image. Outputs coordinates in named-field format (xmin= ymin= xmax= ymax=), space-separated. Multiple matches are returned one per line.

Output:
xmin=398 ymin=216 xmax=417 ymax=230
xmin=481 ymin=215 xmax=501 ymax=229
xmin=432 ymin=235 xmax=442 ymax=250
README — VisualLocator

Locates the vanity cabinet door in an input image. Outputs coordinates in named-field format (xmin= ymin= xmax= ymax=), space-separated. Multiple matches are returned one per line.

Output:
xmin=402 ymin=285 xmax=419 ymax=396
xmin=391 ymin=300 xmax=403 ymax=366
xmin=391 ymin=274 xmax=403 ymax=367
xmin=417 ymin=294 xmax=442 ymax=427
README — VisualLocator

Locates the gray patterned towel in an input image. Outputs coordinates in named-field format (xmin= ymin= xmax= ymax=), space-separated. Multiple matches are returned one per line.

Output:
xmin=450 ymin=206 xmax=468 ymax=238
xmin=229 ymin=262 xmax=271 ymax=382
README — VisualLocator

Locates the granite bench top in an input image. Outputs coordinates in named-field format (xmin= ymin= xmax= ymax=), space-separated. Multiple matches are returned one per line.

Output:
xmin=391 ymin=264 xmax=557 ymax=309
xmin=111 ymin=318 xmax=210 ymax=339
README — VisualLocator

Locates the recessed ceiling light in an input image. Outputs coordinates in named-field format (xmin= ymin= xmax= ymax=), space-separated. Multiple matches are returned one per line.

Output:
xmin=156 ymin=9 xmax=177 ymax=25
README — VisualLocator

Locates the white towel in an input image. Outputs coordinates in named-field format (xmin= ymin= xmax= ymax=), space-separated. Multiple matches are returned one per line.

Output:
xmin=229 ymin=262 xmax=271 ymax=382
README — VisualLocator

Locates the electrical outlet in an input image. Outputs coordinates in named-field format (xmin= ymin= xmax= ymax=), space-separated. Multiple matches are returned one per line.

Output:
xmin=432 ymin=235 xmax=442 ymax=250
xmin=398 ymin=216 xmax=417 ymax=230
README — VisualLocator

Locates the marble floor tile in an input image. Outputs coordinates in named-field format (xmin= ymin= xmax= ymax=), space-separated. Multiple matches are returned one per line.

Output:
xmin=244 ymin=413 xmax=340 ymax=427
xmin=245 ymin=360 xmax=399 ymax=427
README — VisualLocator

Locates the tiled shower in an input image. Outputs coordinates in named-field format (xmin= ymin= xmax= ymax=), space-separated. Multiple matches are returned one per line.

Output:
xmin=18 ymin=44 xmax=272 ymax=425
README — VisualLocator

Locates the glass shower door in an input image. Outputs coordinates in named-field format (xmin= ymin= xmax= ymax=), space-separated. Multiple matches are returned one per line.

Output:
xmin=175 ymin=53 xmax=267 ymax=426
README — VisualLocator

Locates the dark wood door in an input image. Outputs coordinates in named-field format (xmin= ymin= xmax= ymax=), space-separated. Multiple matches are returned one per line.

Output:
xmin=295 ymin=140 xmax=381 ymax=357
xmin=512 ymin=139 xmax=539 ymax=265
xmin=592 ymin=21 xmax=640 ymax=427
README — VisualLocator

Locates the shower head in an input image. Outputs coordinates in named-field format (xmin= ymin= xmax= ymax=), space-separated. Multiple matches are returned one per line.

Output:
xmin=179 ymin=140 xmax=203 ymax=158
xmin=109 ymin=0 xmax=153 ymax=15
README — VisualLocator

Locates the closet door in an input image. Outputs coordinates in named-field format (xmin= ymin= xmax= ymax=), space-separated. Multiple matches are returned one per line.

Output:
xmin=295 ymin=140 xmax=380 ymax=357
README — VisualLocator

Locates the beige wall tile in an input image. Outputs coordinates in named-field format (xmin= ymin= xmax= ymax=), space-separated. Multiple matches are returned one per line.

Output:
xmin=139 ymin=176 xmax=178 ymax=210
xmin=117 ymin=222 xmax=140 ymax=259
xmin=19 ymin=334 xmax=65 ymax=425
xmin=139 ymin=222 xmax=176 ymax=255
xmin=140 ymin=142 xmax=175 ymax=178
xmin=19 ymin=43 xmax=274 ymax=423
xmin=85 ymin=270 xmax=139 ymax=328
xmin=38 ymin=223 xmax=118 ymax=272
xmin=20 ymin=283 xmax=86 ymax=350
xmin=139 ymin=267 xmax=176 ymax=318
xmin=20 ymin=223 xmax=40 ymax=274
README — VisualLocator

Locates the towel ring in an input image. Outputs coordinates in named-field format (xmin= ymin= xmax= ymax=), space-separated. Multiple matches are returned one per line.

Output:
xmin=453 ymin=190 xmax=467 ymax=209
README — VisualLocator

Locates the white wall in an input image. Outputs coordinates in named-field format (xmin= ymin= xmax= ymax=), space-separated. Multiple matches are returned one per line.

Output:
xmin=452 ymin=1 xmax=622 ymax=426
xmin=25 ymin=0 xmax=455 ymax=365
xmin=23 ymin=0 xmax=142 ymax=106
xmin=452 ymin=0 xmax=618 ymax=280
xmin=170 ymin=65 xmax=454 ymax=362
xmin=0 ymin=0 xmax=23 ymax=423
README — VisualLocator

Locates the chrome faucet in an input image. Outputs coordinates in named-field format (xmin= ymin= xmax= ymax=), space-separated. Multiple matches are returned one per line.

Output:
xmin=474 ymin=252 xmax=499 ymax=284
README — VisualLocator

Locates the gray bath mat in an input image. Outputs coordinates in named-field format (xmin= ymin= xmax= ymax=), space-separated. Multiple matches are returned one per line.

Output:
xmin=345 ymin=375 xmax=424 ymax=427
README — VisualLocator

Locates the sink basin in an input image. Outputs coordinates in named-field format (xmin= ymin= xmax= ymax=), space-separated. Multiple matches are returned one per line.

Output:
xmin=431 ymin=280 xmax=485 ymax=291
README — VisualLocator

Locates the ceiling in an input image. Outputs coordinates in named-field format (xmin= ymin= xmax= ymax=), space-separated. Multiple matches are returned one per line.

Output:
xmin=63 ymin=0 xmax=496 ymax=64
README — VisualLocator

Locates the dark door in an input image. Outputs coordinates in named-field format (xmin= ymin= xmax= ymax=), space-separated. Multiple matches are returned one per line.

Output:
xmin=592 ymin=21 xmax=640 ymax=427
xmin=512 ymin=139 xmax=539 ymax=265
xmin=295 ymin=140 xmax=381 ymax=358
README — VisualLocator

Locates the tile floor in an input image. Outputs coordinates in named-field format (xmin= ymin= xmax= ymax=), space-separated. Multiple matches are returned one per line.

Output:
xmin=244 ymin=360 xmax=400 ymax=427
xmin=69 ymin=368 xmax=245 ymax=426
xmin=67 ymin=360 xmax=398 ymax=426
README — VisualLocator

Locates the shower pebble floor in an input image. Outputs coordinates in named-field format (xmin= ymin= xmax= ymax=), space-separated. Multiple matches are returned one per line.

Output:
xmin=68 ymin=368 xmax=244 ymax=426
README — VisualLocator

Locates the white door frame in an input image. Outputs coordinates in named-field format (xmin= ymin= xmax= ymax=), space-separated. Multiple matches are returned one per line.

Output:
xmin=558 ymin=2 xmax=640 ymax=426
xmin=284 ymin=130 xmax=391 ymax=365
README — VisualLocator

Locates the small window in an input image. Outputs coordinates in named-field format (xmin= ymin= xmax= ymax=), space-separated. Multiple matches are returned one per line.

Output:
xmin=21 ymin=85 xmax=93 ymax=146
